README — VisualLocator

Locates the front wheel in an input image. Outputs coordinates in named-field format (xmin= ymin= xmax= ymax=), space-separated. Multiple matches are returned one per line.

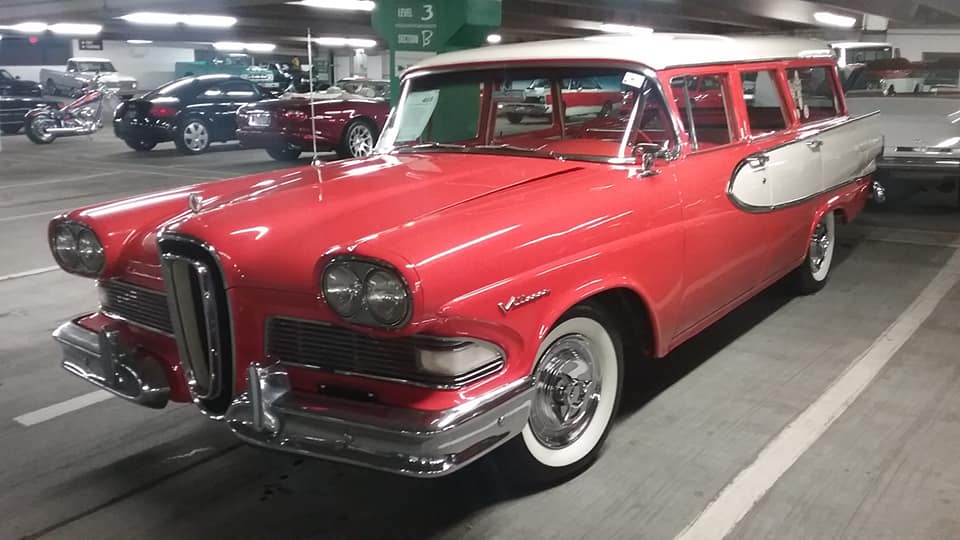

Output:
xmin=506 ymin=112 xmax=524 ymax=124
xmin=336 ymin=119 xmax=377 ymax=159
xmin=174 ymin=118 xmax=211 ymax=155
xmin=266 ymin=146 xmax=303 ymax=161
xmin=492 ymin=303 xmax=623 ymax=488
xmin=25 ymin=115 xmax=57 ymax=144
xmin=793 ymin=211 xmax=836 ymax=294
xmin=124 ymin=138 xmax=156 ymax=152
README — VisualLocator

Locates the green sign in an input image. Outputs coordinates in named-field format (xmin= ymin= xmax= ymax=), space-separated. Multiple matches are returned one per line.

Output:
xmin=394 ymin=1 xmax=439 ymax=51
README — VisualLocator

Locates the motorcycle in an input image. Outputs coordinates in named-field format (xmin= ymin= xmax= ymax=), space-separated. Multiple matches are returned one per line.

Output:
xmin=24 ymin=76 xmax=118 ymax=145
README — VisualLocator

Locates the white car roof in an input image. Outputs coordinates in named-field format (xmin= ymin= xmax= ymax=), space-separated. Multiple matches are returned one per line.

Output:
xmin=830 ymin=42 xmax=893 ymax=49
xmin=409 ymin=33 xmax=833 ymax=74
xmin=69 ymin=57 xmax=111 ymax=62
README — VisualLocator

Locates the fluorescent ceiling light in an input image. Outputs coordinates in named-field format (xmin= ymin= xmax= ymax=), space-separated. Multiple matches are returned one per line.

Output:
xmin=313 ymin=37 xmax=377 ymax=48
xmin=214 ymin=41 xmax=276 ymax=52
xmin=814 ymin=11 xmax=856 ymax=27
xmin=3 ymin=22 xmax=50 ymax=33
xmin=119 ymin=12 xmax=236 ymax=27
xmin=126 ymin=39 xmax=153 ymax=44
xmin=49 ymin=23 xmax=101 ymax=35
xmin=486 ymin=33 xmax=502 ymax=44
xmin=286 ymin=0 xmax=375 ymax=11
xmin=599 ymin=23 xmax=654 ymax=34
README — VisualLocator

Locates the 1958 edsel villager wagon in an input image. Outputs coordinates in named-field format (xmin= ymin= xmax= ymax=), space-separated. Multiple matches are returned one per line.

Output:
xmin=49 ymin=34 xmax=883 ymax=486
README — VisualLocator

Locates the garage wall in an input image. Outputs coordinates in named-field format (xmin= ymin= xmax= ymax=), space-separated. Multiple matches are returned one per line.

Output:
xmin=887 ymin=29 xmax=960 ymax=61
xmin=76 ymin=40 xmax=197 ymax=90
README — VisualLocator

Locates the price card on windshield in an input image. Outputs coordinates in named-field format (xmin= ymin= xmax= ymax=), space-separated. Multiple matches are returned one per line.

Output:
xmin=622 ymin=72 xmax=647 ymax=89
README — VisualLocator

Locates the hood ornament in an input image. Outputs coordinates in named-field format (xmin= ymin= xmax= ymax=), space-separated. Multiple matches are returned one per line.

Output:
xmin=188 ymin=193 xmax=203 ymax=214
xmin=498 ymin=289 xmax=550 ymax=314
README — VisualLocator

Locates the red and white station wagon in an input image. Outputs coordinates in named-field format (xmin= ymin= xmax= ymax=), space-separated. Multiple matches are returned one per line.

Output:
xmin=49 ymin=33 xmax=882 ymax=486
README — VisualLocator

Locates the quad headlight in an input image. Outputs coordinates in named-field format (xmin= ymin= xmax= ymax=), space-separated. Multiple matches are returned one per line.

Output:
xmin=321 ymin=259 xmax=411 ymax=328
xmin=50 ymin=221 xmax=105 ymax=276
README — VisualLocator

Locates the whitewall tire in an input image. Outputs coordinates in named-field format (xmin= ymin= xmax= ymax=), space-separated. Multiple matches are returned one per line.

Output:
xmin=794 ymin=211 xmax=836 ymax=294
xmin=493 ymin=303 xmax=623 ymax=487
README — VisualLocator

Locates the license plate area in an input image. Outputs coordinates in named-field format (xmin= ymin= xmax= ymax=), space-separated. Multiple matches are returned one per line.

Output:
xmin=249 ymin=112 xmax=272 ymax=127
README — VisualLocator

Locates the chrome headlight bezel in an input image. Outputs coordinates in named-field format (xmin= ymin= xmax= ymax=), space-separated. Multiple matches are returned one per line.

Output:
xmin=320 ymin=257 xmax=412 ymax=329
xmin=49 ymin=220 xmax=105 ymax=276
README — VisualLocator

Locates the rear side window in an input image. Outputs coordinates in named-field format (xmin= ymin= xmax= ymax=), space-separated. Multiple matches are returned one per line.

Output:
xmin=787 ymin=66 xmax=840 ymax=123
xmin=670 ymin=74 xmax=733 ymax=150
xmin=740 ymin=70 xmax=789 ymax=136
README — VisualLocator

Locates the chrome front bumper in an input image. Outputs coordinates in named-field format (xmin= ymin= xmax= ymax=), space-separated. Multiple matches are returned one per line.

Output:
xmin=53 ymin=320 xmax=170 ymax=409
xmin=225 ymin=363 xmax=534 ymax=477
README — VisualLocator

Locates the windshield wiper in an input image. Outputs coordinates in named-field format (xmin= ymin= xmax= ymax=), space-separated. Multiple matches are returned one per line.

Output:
xmin=471 ymin=144 xmax=564 ymax=160
xmin=394 ymin=142 xmax=468 ymax=153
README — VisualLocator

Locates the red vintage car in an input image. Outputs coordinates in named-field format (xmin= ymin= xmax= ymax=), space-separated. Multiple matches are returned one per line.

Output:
xmin=49 ymin=34 xmax=882 ymax=486
xmin=237 ymin=78 xmax=389 ymax=161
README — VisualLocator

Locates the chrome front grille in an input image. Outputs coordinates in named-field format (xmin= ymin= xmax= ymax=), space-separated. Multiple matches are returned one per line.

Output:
xmin=266 ymin=317 xmax=502 ymax=387
xmin=98 ymin=280 xmax=172 ymax=335
xmin=158 ymin=236 xmax=232 ymax=406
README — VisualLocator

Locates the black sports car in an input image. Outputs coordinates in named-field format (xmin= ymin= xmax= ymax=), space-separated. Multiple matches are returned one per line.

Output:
xmin=0 ymin=68 xmax=54 ymax=134
xmin=113 ymin=74 xmax=271 ymax=154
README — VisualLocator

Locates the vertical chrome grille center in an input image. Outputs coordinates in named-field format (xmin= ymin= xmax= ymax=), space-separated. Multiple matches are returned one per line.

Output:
xmin=158 ymin=234 xmax=234 ymax=413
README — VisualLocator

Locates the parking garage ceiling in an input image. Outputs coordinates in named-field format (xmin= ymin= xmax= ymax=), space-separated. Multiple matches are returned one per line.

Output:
xmin=2 ymin=0 xmax=960 ymax=49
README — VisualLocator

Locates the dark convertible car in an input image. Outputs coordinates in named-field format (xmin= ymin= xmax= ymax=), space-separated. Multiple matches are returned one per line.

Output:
xmin=113 ymin=74 xmax=270 ymax=154
xmin=0 ymin=69 xmax=55 ymax=135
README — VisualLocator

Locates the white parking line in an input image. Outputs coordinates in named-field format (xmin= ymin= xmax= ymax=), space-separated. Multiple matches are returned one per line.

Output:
xmin=0 ymin=208 xmax=69 ymax=223
xmin=0 ymin=171 xmax=123 ymax=190
xmin=14 ymin=390 xmax=114 ymax=427
xmin=676 ymin=247 xmax=960 ymax=540
xmin=0 ymin=266 xmax=60 ymax=282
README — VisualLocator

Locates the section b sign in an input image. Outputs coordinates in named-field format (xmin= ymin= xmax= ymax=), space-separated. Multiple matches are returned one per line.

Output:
xmin=395 ymin=1 xmax=438 ymax=51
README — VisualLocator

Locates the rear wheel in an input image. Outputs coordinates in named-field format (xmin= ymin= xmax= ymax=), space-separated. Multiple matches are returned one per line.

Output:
xmin=45 ymin=78 xmax=58 ymax=96
xmin=793 ymin=211 xmax=836 ymax=294
xmin=0 ymin=124 xmax=22 ymax=135
xmin=175 ymin=118 xmax=211 ymax=155
xmin=506 ymin=113 xmax=524 ymax=124
xmin=493 ymin=303 xmax=623 ymax=489
xmin=124 ymin=138 xmax=156 ymax=152
xmin=25 ymin=115 xmax=56 ymax=144
xmin=336 ymin=119 xmax=377 ymax=159
xmin=266 ymin=146 xmax=302 ymax=161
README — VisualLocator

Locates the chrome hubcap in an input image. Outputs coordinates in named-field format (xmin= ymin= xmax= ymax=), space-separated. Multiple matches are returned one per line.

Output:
xmin=348 ymin=124 xmax=373 ymax=157
xmin=32 ymin=118 xmax=55 ymax=140
xmin=810 ymin=222 xmax=831 ymax=271
xmin=529 ymin=334 xmax=602 ymax=449
xmin=183 ymin=122 xmax=208 ymax=151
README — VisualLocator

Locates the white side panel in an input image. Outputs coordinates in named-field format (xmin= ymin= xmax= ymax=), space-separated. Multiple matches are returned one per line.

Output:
xmin=768 ymin=141 xmax=823 ymax=206
xmin=729 ymin=113 xmax=881 ymax=211
xmin=819 ymin=113 xmax=883 ymax=193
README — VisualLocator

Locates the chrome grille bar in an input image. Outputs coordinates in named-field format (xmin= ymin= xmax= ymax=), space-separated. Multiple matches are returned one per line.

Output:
xmin=98 ymin=280 xmax=173 ymax=335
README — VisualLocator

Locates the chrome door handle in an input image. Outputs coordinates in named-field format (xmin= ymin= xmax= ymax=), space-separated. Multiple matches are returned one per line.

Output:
xmin=746 ymin=154 xmax=770 ymax=169
xmin=806 ymin=139 xmax=823 ymax=150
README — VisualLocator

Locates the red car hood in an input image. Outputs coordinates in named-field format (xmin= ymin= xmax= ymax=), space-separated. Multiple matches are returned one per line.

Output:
xmin=164 ymin=153 xmax=581 ymax=289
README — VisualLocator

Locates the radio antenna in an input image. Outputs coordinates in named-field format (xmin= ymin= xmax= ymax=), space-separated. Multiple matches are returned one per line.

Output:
xmin=306 ymin=28 xmax=319 ymax=165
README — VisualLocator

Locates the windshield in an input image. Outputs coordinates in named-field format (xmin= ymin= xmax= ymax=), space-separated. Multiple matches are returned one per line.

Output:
xmin=377 ymin=66 xmax=675 ymax=161
xmin=76 ymin=61 xmax=116 ymax=72
xmin=0 ymin=69 xmax=13 ymax=80
xmin=845 ymin=64 xmax=960 ymax=95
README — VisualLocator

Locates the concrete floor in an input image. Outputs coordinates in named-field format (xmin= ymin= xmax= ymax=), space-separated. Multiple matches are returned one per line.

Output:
xmin=0 ymin=130 xmax=958 ymax=540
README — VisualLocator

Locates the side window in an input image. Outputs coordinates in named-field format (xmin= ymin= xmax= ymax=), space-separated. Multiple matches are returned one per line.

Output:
xmin=201 ymin=83 xmax=225 ymax=98
xmin=670 ymin=74 xmax=733 ymax=150
xmin=221 ymin=80 xmax=258 ymax=98
xmin=66 ymin=61 xmax=76 ymax=72
xmin=786 ymin=66 xmax=840 ymax=123
xmin=740 ymin=70 xmax=789 ymax=136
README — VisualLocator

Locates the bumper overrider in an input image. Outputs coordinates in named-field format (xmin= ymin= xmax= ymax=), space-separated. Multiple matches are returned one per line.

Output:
xmin=52 ymin=319 xmax=534 ymax=477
